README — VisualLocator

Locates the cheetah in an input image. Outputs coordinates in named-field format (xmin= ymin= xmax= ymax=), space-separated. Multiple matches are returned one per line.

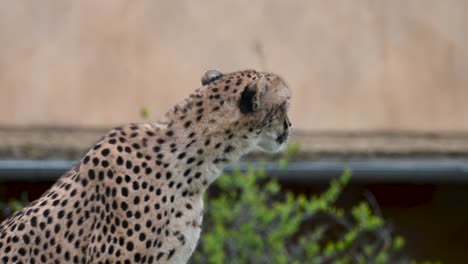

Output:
xmin=0 ymin=69 xmax=291 ymax=263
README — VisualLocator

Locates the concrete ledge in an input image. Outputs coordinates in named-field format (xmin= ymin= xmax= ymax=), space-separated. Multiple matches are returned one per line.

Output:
xmin=1 ymin=128 xmax=468 ymax=160
xmin=2 ymin=159 xmax=468 ymax=183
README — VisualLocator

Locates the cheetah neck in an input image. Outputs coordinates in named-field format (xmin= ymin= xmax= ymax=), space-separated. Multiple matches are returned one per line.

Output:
xmin=149 ymin=120 xmax=256 ymax=195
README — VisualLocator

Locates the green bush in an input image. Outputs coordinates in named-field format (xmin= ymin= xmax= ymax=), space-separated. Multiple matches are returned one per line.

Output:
xmin=0 ymin=191 xmax=29 ymax=221
xmin=191 ymin=145 xmax=439 ymax=264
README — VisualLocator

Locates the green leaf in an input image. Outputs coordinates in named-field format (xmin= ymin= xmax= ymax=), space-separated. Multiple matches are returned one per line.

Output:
xmin=367 ymin=215 xmax=384 ymax=230
xmin=287 ymin=141 xmax=300 ymax=156
xmin=278 ymin=157 xmax=289 ymax=169
xmin=304 ymin=241 xmax=320 ymax=258
xmin=375 ymin=251 xmax=389 ymax=264
xmin=139 ymin=106 xmax=150 ymax=120
xmin=340 ymin=168 xmax=352 ymax=185
xmin=393 ymin=235 xmax=405 ymax=250
xmin=8 ymin=199 xmax=24 ymax=212
xmin=265 ymin=180 xmax=280 ymax=194
xmin=324 ymin=242 xmax=336 ymax=256
xmin=364 ymin=244 xmax=374 ymax=256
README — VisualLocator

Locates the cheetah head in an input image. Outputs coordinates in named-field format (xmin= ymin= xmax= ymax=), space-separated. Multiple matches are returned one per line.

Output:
xmin=201 ymin=69 xmax=292 ymax=153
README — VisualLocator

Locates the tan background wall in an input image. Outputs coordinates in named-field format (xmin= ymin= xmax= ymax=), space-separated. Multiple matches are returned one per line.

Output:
xmin=0 ymin=0 xmax=467 ymax=132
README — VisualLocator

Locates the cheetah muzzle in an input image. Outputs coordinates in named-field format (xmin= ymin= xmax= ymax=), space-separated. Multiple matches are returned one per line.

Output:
xmin=0 ymin=69 xmax=291 ymax=263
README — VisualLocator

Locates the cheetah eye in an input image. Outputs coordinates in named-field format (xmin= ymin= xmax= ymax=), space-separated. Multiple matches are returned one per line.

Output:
xmin=280 ymin=101 xmax=289 ymax=110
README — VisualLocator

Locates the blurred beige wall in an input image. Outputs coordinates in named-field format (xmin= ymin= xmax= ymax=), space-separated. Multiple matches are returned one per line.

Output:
xmin=0 ymin=0 xmax=467 ymax=132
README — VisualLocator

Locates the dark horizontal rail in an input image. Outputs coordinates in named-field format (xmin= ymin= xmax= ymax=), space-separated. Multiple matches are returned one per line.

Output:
xmin=0 ymin=159 xmax=467 ymax=183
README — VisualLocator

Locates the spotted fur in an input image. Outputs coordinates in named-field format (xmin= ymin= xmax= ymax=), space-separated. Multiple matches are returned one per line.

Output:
xmin=0 ymin=69 xmax=291 ymax=263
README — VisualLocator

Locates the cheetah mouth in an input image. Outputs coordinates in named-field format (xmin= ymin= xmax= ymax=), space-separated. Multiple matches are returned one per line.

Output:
xmin=276 ymin=129 xmax=289 ymax=144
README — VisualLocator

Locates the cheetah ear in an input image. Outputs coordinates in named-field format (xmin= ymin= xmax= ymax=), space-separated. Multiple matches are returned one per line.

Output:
xmin=239 ymin=76 xmax=268 ymax=114
xmin=201 ymin=69 xmax=223 ymax=85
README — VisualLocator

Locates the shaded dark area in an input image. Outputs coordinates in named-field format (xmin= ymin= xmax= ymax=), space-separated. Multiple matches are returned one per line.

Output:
xmin=282 ymin=181 xmax=467 ymax=263
xmin=1 ymin=177 xmax=466 ymax=263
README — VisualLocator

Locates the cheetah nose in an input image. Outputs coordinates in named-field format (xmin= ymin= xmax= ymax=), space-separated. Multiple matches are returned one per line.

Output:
xmin=284 ymin=117 xmax=292 ymax=128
